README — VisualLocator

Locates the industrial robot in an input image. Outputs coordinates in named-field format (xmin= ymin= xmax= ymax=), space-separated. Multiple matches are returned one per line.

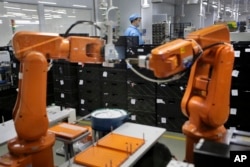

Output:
xmin=146 ymin=24 xmax=235 ymax=163
xmin=0 ymin=24 xmax=234 ymax=166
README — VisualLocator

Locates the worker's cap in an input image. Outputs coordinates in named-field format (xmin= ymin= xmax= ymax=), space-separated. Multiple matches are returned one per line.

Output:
xmin=129 ymin=13 xmax=141 ymax=21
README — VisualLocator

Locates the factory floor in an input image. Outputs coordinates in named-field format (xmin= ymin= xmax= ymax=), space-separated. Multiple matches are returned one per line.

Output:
xmin=0 ymin=121 xmax=186 ymax=167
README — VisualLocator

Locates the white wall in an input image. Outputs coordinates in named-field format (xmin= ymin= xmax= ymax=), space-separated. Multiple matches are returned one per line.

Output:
xmin=177 ymin=4 xmax=205 ymax=28
xmin=152 ymin=1 xmax=175 ymax=19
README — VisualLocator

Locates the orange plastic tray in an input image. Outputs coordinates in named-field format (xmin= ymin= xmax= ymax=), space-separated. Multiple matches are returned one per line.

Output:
xmin=74 ymin=145 xmax=129 ymax=167
xmin=48 ymin=123 xmax=88 ymax=139
xmin=74 ymin=133 xmax=145 ymax=166
xmin=97 ymin=133 xmax=145 ymax=154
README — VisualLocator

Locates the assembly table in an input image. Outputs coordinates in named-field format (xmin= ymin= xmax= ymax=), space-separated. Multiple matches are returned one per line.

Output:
xmin=59 ymin=122 xmax=166 ymax=167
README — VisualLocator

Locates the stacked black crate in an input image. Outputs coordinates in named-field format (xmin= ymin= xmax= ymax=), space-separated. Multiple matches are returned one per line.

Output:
xmin=0 ymin=46 xmax=17 ymax=121
xmin=0 ymin=88 xmax=17 ymax=121
xmin=100 ymin=63 xmax=128 ymax=110
xmin=152 ymin=22 xmax=169 ymax=45
xmin=47 ymin=64 xmax=55 ymax=105
xmin=225 ymin=41 xmax=250 ymax=131
xmin=127 ymin=66 xmax=157 ymax=126
xmin=77 ymin=64 xmax=102 ymax=116
xmin=52 ymin=60 xmax=79 ymax=110
xmin=4 ymin=46 xmax=19 ymax=88
xmin=156 ymin=78 xmax=188 ymax=133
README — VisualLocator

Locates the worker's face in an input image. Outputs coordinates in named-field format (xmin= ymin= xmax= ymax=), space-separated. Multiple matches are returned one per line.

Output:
xmin=134 ymin=18 xmax=141 ymax=27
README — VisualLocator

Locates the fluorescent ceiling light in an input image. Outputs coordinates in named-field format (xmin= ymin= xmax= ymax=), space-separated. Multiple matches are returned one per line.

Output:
xmin=22 ymin=16 xmax=32 ymax=19
xmin=7 ymin=12 xmax=25 ymax=16
xmin=15 ymin=20 xmax=39 ymax=25
xmin=4 ymin=6 xmax=21 ymax=10
xmin=22 ymin=9 xmax=37 ymax=12
xmin=142 ymin=0 xmax=150 ymax=8
xmin=45 ymin=9 xmax=53 ymax=12
xmin=1 ymin=14 xmax=15 ymax=17
xmin=56 ymin=11 xmax=66 ymax=14
xmin=68 ymin=15 xmax=76 ymax=18
xmin=52 ymin=15 xmax=62 ymax=18
xmin=73 ymin=4 xmax=87 ymax=8
xmin=38 ymin=1 xmax=57 ymax=5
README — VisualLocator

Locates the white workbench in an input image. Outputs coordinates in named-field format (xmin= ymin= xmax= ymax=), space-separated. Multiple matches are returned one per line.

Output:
xmin=0 ymin=106 xmax=76 ymax=145
xmin=59 ymin=122 xmax=166 ymax=167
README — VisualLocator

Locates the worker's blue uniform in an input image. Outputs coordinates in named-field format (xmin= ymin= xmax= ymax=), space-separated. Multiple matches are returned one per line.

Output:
xmin=124 ymin=25 xmax=144 ymax=45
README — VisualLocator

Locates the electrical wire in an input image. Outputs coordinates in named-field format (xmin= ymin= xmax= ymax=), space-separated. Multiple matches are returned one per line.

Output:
xmin=64 ymin=20 xmax=101 ymax=38
xmin=125 ymin=58 xmax=186 ymax=84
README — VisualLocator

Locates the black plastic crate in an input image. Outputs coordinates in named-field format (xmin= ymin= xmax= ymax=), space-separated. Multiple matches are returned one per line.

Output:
xmin=156 ymin=82 xmax=185 ymax=99
xmin=156 ymin=115 xmax=188 ymax=133
xmin=78 ymin=98 xmax=101 ymax=109
xmin=11 ymin=61 xmax=20 ymax=75
xmin=53 ymin=76 xmax=78 ymax=91
xmin=0 ymin=91 xmax=17 ymax=110
xmin=232 ymin=41 xmax=250 ymax=67
xmin=102 ymin=91 xmax=127 ymax=103
xmin=127 ymin=80 xmax=156 ymax=97
xmin=77 ymin=107 xmax=92 ymax=117
xmin=77 ymin=65 xmax=101 ymax=80
xmin=230 ymin=88 xmax=250 ymax=109
xmin=64 ymin=102 xmax=79 ymax=110
xmin=101 ymin=101 xmax=127 ymax=110
xmin=47 ymin=82 xmax=54 ymax=95
xmin=47 ymin=68 xmax=54 ymax=84
xmin=52 ymin=61 xmax=78 ymax=77
xmin=231 ymin=66 xmax=250 ymax=84
xmin=127 ymin=95 xmax=155 ymax=113
xmin=79 ymin=88 xmax=101 ymax=100
xmin=101 ymin=81 xmax=127 ymax=92
xmin=156 ymin=97 xmax=183 ymax=117
xmin=0 ymin=89 xmax=17 ymax=121
xmin=129 ymin=110 xmax=157 ymax=127
xmin=54 ymin=89 xmax=78 ymax=105
xmin=127 ymin=67 xmax=156 ymax=82
xmin=230 ymin=91 xmax=250 ymax=103
xmin=100 ymin=68 xmax=127 ymax=82
xmin=10 ymin=59 xmax=20 ymax=88
xmin=225 ymin=111 xmax=250 ymax=131
xmin=46 ymin=94 xmax=55 ymax=106
xmin=78 ymin=79 xmax=101 ymax=91
xmin=225 ymin=113 xmax=241 ymax=129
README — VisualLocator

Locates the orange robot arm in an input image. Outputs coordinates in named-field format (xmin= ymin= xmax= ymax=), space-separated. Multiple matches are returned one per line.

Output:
xmin=4 ymin=32 xmax=105 ymax=167
xmin=12 ymin=31 xmax=104 ymax=141
xmin=149 ymin=24 xmax=235 ymax=163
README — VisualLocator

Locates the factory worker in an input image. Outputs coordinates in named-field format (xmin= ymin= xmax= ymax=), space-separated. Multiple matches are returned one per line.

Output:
xmin=124 ymin=13 xmax=144 ymax=45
